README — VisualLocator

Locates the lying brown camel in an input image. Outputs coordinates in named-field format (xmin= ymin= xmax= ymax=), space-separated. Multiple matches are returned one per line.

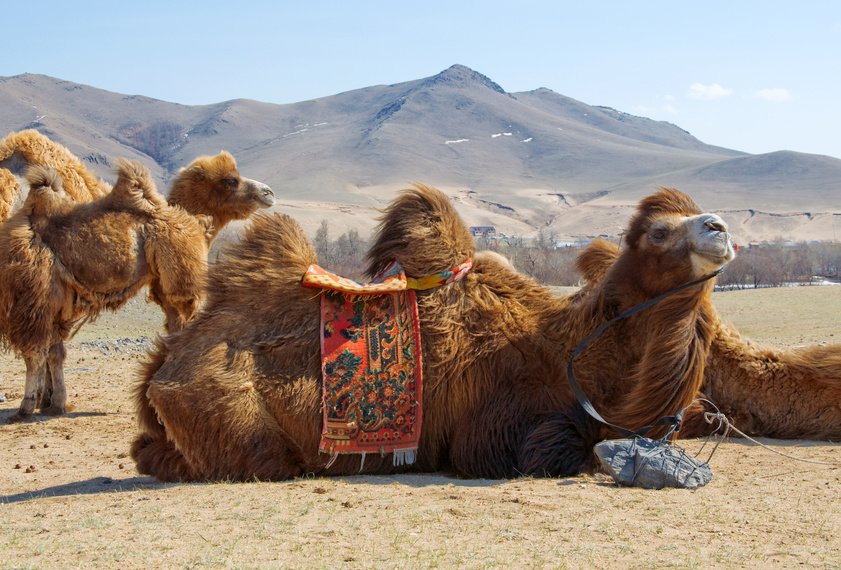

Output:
xmin=1 ymin=152 xmax=274 ymax=423
xmin=131 ymin=185 xmax=733 ymax=481
xmin=574 ymin=239 xmax=841 ymax=440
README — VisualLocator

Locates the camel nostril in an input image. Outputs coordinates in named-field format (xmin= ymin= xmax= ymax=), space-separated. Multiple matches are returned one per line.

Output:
xmin=704 ymin=219 xmax=727 ymax=233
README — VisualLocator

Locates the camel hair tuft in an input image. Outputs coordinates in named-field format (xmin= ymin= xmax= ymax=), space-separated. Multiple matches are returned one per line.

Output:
xmin=131 ymin=184 xmax=734 ymax=482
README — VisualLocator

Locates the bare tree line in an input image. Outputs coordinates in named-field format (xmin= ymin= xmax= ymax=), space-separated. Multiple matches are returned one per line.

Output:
xmin=256 ymin=220 xmax=841 ymax=288
xmin=716 ymin=240 xmax=841 ymax=289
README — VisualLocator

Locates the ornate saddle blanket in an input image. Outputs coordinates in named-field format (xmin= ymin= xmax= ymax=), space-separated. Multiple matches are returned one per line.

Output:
xmin=302 ymin=260 xmax=471 ymax=467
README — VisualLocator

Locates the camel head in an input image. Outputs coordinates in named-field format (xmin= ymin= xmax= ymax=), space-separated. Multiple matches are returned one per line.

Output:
xmin=167 ymin=151 xmax=275 ymax=232
xmin=613 ymin=187 xmax=735 ymax=296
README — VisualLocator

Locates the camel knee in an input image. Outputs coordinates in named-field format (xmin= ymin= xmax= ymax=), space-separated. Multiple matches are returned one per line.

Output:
xmin=517 ymin=409 xmax=601 ymax=477
xmin=151 ymin=291 xmax=200 ymax=334
xmin=131 ymin=433 xmax=197 ymax=482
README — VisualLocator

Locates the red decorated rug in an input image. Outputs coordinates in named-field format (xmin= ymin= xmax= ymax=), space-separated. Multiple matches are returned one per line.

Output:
xmin=302 ymin=260 xmax=471 ymax=467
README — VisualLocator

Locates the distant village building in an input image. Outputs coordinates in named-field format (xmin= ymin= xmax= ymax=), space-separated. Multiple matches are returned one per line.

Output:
xmin=469 ymin=226 xmax=496 ymax=237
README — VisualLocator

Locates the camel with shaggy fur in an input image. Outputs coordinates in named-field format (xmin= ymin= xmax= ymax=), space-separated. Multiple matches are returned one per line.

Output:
xmin=0 ymin=130 xmax=275 ymax=234
xmin=1 ymin=152 xmax=274 ymax=423
xmin=0 ymin=130 xmax=111 ymax=218
xmin=131 ymin=185 xmax=733 ymax=482
xmin=575 ymin=239 xmax=841 ymax=440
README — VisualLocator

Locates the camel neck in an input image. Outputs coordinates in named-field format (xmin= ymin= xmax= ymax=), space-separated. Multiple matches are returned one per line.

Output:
xmin=567 ymin=267 xmax=724 ymax=438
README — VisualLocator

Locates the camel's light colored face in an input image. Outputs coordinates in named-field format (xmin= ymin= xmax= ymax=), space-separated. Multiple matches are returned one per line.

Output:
xmin=239 ymin=177 xmax=275 ymax=208
xmin=643 ymin=213 xmax=736 ymax=277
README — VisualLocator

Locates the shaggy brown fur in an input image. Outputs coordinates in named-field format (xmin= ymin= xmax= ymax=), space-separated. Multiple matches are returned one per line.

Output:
xmin=575 ymin=238 xmax=841 ymax=440
xmin=1 ymin=151 xmax=275 ymax=423
xmin=0 ymin=167 xmax=19 ymax=220
xmin=131 ymin=185 xmax=733 ymax=482
xmin=682 ymin=325 xmax=841 ymax=439
xmin=0 ymin=130 xmax=111 ymax=217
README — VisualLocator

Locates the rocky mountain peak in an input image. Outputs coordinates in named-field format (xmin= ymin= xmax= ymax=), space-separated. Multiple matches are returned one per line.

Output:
xmin=420 ymin=64 xmax=507 ymax=95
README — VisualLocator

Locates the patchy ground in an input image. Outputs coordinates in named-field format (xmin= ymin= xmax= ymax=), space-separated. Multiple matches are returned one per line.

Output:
xmin=2 ymin=287 xmax=841 ymax=569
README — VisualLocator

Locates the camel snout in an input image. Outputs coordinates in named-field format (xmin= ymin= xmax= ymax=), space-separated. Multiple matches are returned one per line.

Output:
xmin=245 ymin=178 xmax=276 ymax=208
xmin=691 ymin=213 xmax=736 ymax=268
xmin=702 ymin=215 xmax=728 ymax=234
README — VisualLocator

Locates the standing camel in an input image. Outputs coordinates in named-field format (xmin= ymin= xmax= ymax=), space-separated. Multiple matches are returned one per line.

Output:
xmin=131 ymin=185 xmax=733 ymax=482
xmin=1 ymin=151 xmax=274 ymax=423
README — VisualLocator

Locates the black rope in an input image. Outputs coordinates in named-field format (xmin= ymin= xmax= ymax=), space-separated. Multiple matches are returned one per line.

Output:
xmin=567 ymin=267 xmax=725 ymax=439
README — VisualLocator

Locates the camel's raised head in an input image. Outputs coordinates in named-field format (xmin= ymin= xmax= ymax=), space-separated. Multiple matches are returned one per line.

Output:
xmin=619 ymin=187 xmax=735 ymax=294
xmin=167 ymin=151 xmax=275 ymax=225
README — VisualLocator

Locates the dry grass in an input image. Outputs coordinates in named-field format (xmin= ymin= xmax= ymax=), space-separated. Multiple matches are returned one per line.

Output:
xmin=1 ymin=286 xmax=840 ymax=569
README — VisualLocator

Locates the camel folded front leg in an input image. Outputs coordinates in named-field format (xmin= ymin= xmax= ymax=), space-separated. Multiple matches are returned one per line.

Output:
xmin=6 ymin=354 xmax=47 ymax=423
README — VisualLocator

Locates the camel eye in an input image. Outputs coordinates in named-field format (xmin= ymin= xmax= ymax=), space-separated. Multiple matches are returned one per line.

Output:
xmin=222 ymin=177 xmax=239 ymax=189
xmin=651 ymin=228 xmax=667 ymax=241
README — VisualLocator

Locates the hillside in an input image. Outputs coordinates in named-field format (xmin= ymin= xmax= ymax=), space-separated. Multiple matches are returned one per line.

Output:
xmin=2 ymin=65 xmax=840 ymax=242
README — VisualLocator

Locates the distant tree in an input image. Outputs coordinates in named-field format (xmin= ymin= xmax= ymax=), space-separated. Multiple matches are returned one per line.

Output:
xmin=311 ymin=220 xmax=368 ymax=281
xmin=313 ymin=220 xmax=334 ymax=266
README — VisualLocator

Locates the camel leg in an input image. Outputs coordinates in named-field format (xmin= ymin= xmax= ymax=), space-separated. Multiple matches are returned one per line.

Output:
xmin=148 ymin=280 xmax=197 ymax=334
xmin=40 ymin=342 xmax=68 ymax=416
xmin=136 ymin=365 xmax=308 ymax=480
xmin=517 ymin=408 xmax=602 ymax=477
xmin=6 ymin=354 xmax=46 ymax=423
xmin=131 ymin=433 xmax=201 ymax=482
xmin=37 ymin=368 xmax=53 ymax=410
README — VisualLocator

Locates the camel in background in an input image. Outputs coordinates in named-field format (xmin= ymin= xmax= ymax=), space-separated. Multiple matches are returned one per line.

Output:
xmin=1 ymin=149 xmax=274 ymax=423
xmin=131 ymin=185 xmax=733 ymax=482
xmin=0 ymin=130 xmax=111 ymax=218
xmin=0 ymin=130 xmax=275 ymax=235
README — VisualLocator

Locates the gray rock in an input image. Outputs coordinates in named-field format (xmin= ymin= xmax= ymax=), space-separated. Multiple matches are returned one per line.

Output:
xmin=594 ymin=438 xmax=712 ymax=489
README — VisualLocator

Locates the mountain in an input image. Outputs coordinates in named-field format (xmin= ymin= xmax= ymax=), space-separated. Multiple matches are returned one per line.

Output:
xmin=2 ymin=65 xmax=840 ymax=242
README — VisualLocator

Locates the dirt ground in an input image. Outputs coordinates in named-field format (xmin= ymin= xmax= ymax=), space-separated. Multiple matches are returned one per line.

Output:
xmin=2 ymin=286 xmax=841 ymax=569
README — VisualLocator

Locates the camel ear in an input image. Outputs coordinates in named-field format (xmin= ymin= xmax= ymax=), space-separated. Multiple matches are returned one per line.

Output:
xmin=179 ymin=165 xmax=206 ymax=181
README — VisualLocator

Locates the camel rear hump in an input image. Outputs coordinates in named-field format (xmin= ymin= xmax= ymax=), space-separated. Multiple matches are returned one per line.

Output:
xmin=22 ymin=165 xmax=76 ymax=218
xmin=105 ymin=158 xmax=167 ymax=213
xmin=206 ymin=211 xmax=317 ymax=305
xmin=366 ymin=184 xmax=475 ymax=278
xmin=0 ymin=130 xmax=112 ymax=206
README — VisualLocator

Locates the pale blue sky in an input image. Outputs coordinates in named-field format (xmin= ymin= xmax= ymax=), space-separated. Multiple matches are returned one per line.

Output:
xmin=5 ymin=1 xmax=841 ymax=159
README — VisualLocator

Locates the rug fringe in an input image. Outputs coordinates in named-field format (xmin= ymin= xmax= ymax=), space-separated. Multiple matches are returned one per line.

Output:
xmin=393 ymin=448 xmax=417 ymax=467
